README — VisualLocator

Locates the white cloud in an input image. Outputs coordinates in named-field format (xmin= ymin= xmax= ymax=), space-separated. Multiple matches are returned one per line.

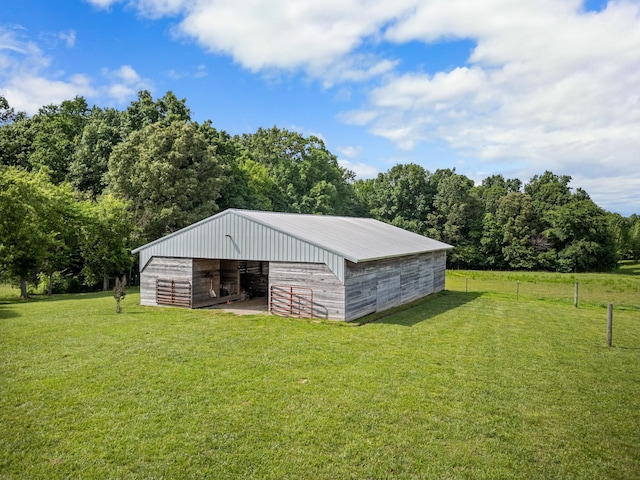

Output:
xmin=0 ymin=27 xmax=96 ymax=112
xmin=2 ymin=75 xmax=95 ymax=114
xmin=343 ymin=0 xmax=640 ymax=213
xmin=338 ymin=158 xmax=379 ymax=178
xmin=177 ymin=0 xmax=411 ymax=72
xmin=335 ymin=145 xmax=380 ymax=178
xmin=336 ymin=145 xmax=363 ymax=159
xmin=102 ymin=65 xmax=152 ymax=103
xmin=109 ymin=0 xmax=414 ymax=81
xmin=84 ymin=0 xmax=122 ymax=8
xmin=137 ymin=0 xmax=189 ymax=17
xmin=0 ymin=27 xmax=150 ymax=113
xmin=58 ymin=30 xmax=77 ymax=48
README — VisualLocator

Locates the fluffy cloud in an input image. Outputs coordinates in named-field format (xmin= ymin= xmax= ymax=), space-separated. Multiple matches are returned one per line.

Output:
xmin=345 ymin=0 xmax=640 ymax=211
xmin=177 ymin=0 xmax=411 ymax=72
xmin=89 ymin=0 xmax=413 ymax=80
xmin=0 ymin=27 xmax=150 ymax=113
xmin=102 ymin=65 xmax=152 ymax=103
xmin=0 ymin=27 xmax=96 ymax=113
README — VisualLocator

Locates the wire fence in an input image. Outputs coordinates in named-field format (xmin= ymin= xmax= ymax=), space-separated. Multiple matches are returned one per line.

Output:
xmin=446 ymin=270 xmax=640 ymax=311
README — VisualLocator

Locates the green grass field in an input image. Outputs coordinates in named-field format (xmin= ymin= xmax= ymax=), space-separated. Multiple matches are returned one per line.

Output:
xmin=1 ymin=267 xmax=639 ymax=479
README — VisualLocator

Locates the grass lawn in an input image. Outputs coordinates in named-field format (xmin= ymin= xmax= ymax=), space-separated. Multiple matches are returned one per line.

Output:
xmin=1 ymin=268 xmax=639 ymax=479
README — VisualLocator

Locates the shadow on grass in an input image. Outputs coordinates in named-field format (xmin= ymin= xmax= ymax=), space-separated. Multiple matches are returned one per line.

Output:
xmin=356 ymin=290 xmax=483 ymax=327
xmin=0 ymin=288 xmax=140 ymax=304
xmin=0 ymin=305 xmax=21 ymax=319
xmin=616 ymin=261 xmax=640 ymax=276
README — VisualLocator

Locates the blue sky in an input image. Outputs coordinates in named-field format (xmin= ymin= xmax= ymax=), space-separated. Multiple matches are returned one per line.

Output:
xmin=1 ymin=0 xmax=639 ymax=215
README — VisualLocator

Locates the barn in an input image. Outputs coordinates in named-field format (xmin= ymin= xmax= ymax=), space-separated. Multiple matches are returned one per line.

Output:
xmin=132 ymin=209 xmax=453 ymax=321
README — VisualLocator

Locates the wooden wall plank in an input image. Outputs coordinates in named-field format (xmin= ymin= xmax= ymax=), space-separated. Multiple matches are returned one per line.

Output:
xmin=269 ymin=262 xmax=345 ymax=320
xmin=433 ymin=250 xmax=447 ymax=292
xmin=140 ymin=257 xmax=192 ymax=306
xmin=344 ymin=251 xmax=445 ymax=321
xmin=345 ymin=261 xmax=377 ymax=320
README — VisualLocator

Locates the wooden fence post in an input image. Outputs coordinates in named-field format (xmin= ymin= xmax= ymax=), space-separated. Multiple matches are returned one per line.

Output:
xmin=574 ymin=281 xmax=579 ymax=308
xmin=607 ymin=304 xmax=613 ymax=347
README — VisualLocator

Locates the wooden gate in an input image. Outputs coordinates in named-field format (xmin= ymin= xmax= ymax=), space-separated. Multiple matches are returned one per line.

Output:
xmin=269 ymin=285 xmax=314 ymax=319
xmin=156 ymin=279 xmax=192 ymax=307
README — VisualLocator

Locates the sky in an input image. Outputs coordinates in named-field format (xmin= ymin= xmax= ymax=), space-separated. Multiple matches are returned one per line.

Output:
xmin=1 ymin=0 xmax=639 ymax=216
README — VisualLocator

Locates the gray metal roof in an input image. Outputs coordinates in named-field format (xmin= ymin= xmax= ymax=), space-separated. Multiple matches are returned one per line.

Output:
xmin=237 ymin=209 xmax=453 ymax=262
xmin=133 ymin=209 xmax=453 ymax=282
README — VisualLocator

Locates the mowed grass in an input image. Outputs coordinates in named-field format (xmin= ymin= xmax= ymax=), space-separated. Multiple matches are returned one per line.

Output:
xmin=1 ymin=269 xmax=639 ymax=479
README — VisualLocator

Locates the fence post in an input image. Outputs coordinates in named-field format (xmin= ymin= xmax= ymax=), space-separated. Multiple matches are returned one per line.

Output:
xmin=607 ymin=304 xmax=613 ymax=347
xmin=574 ymin=281 xmax=579 ymax=308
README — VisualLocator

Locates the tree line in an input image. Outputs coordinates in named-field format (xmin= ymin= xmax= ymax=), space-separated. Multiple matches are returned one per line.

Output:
xmin=1 ymin=92 xmax=639 ymax=297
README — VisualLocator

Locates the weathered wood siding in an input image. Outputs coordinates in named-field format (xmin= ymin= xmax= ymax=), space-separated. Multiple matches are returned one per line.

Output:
xmin=400 ymin=255 xmax=423 ymax=304
xmin=344 ymin=251 xmax=446 ymax=321
xmin=433 ymin=250 xmax=447 ymax=292
xmin=140 ymin=257 xmax=192 ymax=307
xmin=269 ymin=262 xmax=345 ymax=320
xmin=140 ymin=250 xmax=448 ymax=317
xmin=375 ymin=258 xmax=402 ymax=312
xmin=192 ymin=259 xmax=221 ymax=308
xmin=344 ymin=261 xmax=378 ymax=320
xmin=418 ymin=253 xmax=434 ymax=296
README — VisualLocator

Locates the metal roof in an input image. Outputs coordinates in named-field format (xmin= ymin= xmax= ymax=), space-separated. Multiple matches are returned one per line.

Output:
xmin=236 ymin=209 xmax=453 ymax=262
xmin=132 ymin=209 xmax=453 ymax=282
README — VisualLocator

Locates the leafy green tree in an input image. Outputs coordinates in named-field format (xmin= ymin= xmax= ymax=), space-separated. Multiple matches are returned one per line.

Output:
xmin=545 ymin=199 xmax=618 ymax=271
xmin=524 ymin=171 xmax=573 ymax=217
xmin=427 ymin=169 xmax=483 ymax=266
xmin=81 ymin=194 xmax=136 ymax=290
xmin=39 ymin=181 xmax=88 ymax=295
xmin=629 ymin=215 xmax=640 ymax=261
xmin=0 ymin=168 xmax=48 ymax=297
xmin=107 ymin=120 xmax=225 ymax=242
xmin=476 ymin=174 xmax=522 ymax=215
xmin=357 ymin=163 xmax=433 ymax=234
xmin=0 ymin=167 xmax=84 ymax=297
xmin=68 ymin=107 xmax=125 ymax=197
xmin=123 ymin=90 xmax=191 ymax=134
xmin=0 ymin=114 xmax=34 ymax=169
xmin=496 ymin=192 xmax=539 ymax=270
xmin=479 ymin=212 xmax=506 ymax=269
xmin=0 ymin=95 xmax=27 ymax=125
xmin=238 ymin=127 xmax=357 ymax=215
xmin=198 ymin=121 xmax=275 ymax=211
xmin=28 ymin=97 xmax=91 ymax=184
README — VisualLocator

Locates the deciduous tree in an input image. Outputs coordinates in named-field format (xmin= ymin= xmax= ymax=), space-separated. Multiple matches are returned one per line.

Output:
xmin=107 ymin=120 xmax=225 ymax=242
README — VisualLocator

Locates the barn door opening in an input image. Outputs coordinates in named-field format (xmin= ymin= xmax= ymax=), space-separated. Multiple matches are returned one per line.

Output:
xmin=239 ymin=261 xmax=269 ymax=299
xmin=219 ymin=260 xmax=239 ymax=298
